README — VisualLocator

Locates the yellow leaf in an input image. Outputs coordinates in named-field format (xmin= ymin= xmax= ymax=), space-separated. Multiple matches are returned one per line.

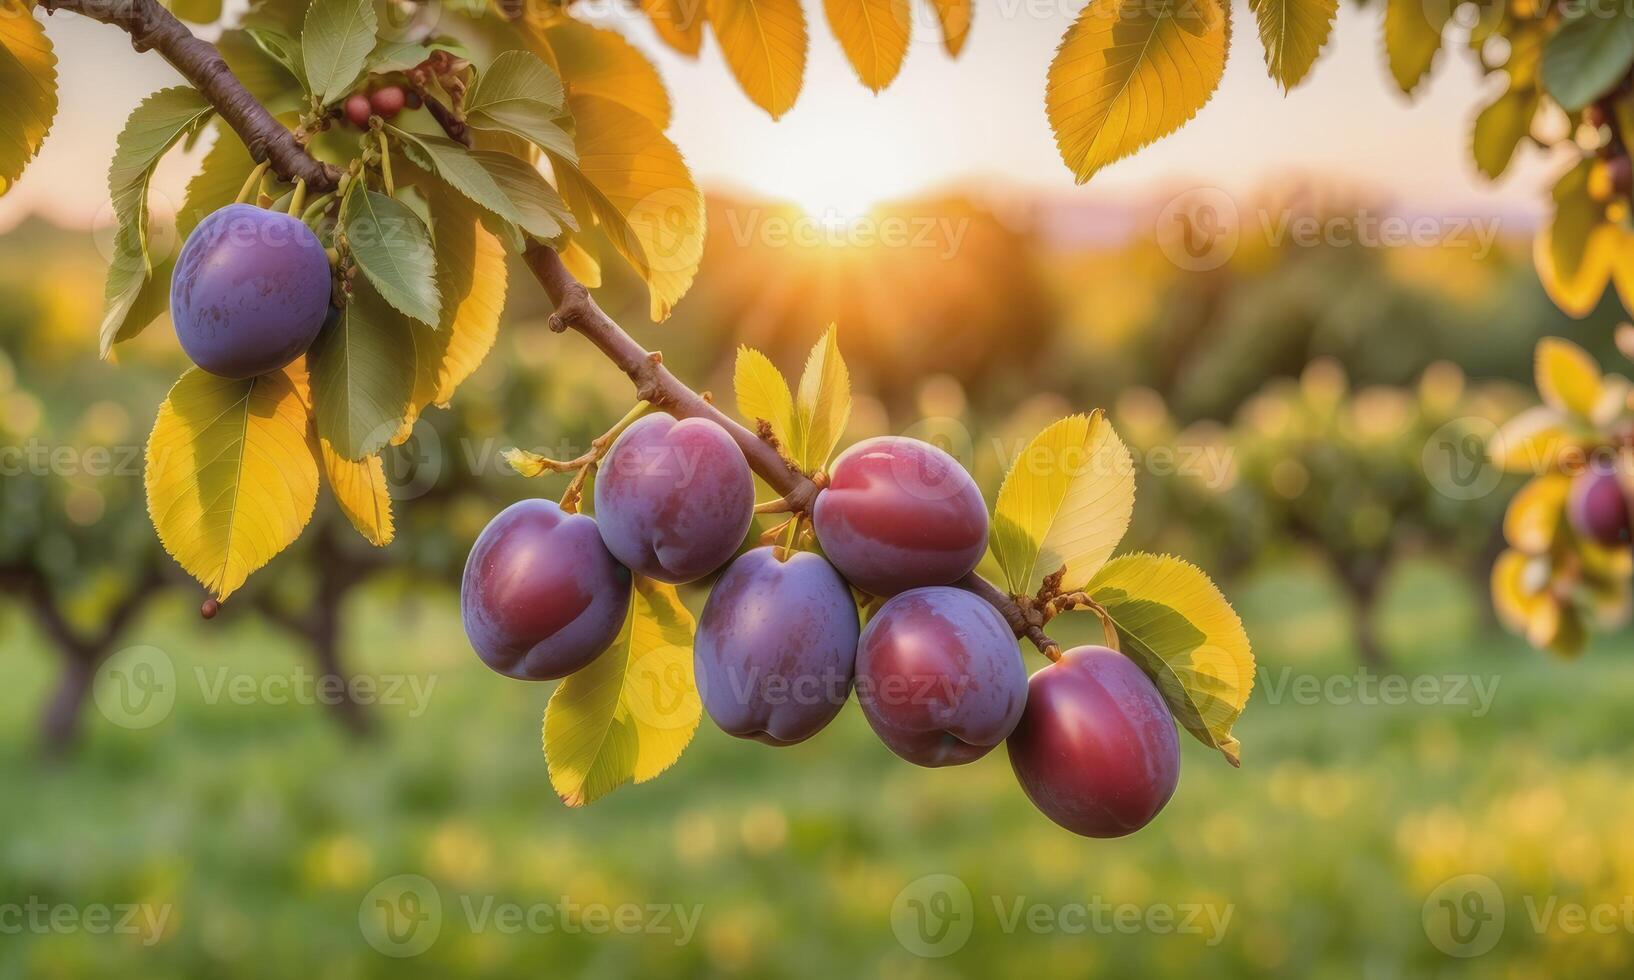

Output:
xmin=550 ymin=94 xmax=704 ymax=321
xmin=991 ymin=412 xmax=1136 ymax=596
xmin=146 ymin=367 xmax=319 ymax=601
xmin=543 ymin=579 xmax=701 ymax=807
xmin=503 ymin=447 xmax=555 ymax=477
xmin=927 ymin=0 xmax=972 ymax=56
xmin=705 ymin=0 xmax=808 ymax=119
xmin=1046 ymin=0 xmax=1229 ymax=183
xmin=1248 ymin=0 xmax=1336 ymax=90
xmin=1491 ymin=548 xmax=1546 ymax=631
xmin=1535 ymin=336 xmax=1603 ymax=418
xmin=1383 ymin=0 xmax=1446 ymax=95
xmin=823 ymin=0 xmax=911 ymax=92
xmin=1088 ymin=554 xmax=1254 ymax=766
xmin=641 ymin=0 xmax=706 ymax=57
xmin=794 ymin=325 xmax=851 ymax=473
xmin=1535 ymin=158 xmax=1619 ymax=318
xmin=395 ymin=185 xmax=507 ymax=442
xmin=320 ymin=439 xmax=394 ymax=546
xmin=1503 ymin=473 xmax=1569 ymax=555
xmin=542 ymin=16 xmax=672 ymax=130
xmin=0 ymin=2 xmax=57 ymax=196
xmin=1489 ymin=405 xmax=1572 ymax=474
xmin=734 ymin=345 xmax=796 ymax=458
xmin=559 ymin=235 xmax=603 ymax=287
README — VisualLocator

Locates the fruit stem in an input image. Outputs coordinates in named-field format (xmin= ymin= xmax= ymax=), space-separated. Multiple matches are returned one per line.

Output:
xmin=287 ymin=178 xmax=307 ymax=217
xmin=235 ymin=161 xmax=270 ymax=205
xmin=300 ymin=191 xmax=336 ymax=227
xmin=776 ymin=513 xmax=805 ymax=562
xmin=376 ymin=129 xmax=395 ymax=197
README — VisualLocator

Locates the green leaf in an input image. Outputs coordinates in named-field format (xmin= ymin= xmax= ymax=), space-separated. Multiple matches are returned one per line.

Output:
xmin=217 ymin=29 xmax=305 ymax=111
xmin=1383 ymin=0 xmax=1447 ymax=95
xmin=343 ymin=188 xmax=441 ymax=326
xmin=1088 ymin=554 xmax=1254 ymax=766
xmin=309 ymin=278 xmax=419 ymax=460
xmin=1542 ymin=9 xmax=1634 ymax=112
xmin=990 ymin=412 xmax=1136 ymax=597
xmin=0 ymin=0 xmax=57 ymax=197
xmin=367 ymin=37 xmax=466 ymax=73
xmin=100 ymin=87 xmax=214 ymax=356
xmin=246 ymin=27 xmax=306 ymax=89
xmin=793 ymin=326 xmax=850 ymax=473
xmin=300 ymin=0 xmax=376 ymax=105
xmin=471 ymin=150 xmax=575 ymax=240
xmin=1472 ymin=83 xmax=1538 ymax=180
xmin=1248 ymin=0 xmax=1337 ymax=90
xmin=464 ymin=51 xmax=568 ymax=156
xmin=734 ymin=345 xmax=796 ymax=459
xmin=180 ymin=123 xmax=255 ymax=238
xmin=543 ymin=579 xmax=700 ymax=807
xmin=390 ymin=127 xmax=525 ymax=228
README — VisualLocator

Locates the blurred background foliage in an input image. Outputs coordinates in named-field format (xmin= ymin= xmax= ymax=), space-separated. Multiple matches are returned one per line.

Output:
xmin=5 ymin=182 xmax=1634 ymax=975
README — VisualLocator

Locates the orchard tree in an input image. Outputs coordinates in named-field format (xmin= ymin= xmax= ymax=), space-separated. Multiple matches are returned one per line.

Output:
xmin=0 ymin=0 xmax=1267 ymax=835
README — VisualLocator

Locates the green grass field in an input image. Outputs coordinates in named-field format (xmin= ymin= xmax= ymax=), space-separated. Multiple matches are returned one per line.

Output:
xmin=4 ymin=565 xmax=1633 ymax=978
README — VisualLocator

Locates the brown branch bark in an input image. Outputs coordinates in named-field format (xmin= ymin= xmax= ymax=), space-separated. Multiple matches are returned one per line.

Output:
xmin=41 ymin=0 xmax=342 ymax=192
xmin=58 ymin=0 xmax=1058 ymax=655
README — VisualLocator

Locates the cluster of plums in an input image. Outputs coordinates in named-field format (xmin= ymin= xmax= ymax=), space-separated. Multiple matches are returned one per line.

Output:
xmin=462 ymin=418 xmax=1183 ymax=837
xmin=1567 ymin=456 xmax=1633 ymax=548
xmin=341 ymin=84 xmax=420 ymax=129
xmin=170 ymin=204 xmax=333 ymax=379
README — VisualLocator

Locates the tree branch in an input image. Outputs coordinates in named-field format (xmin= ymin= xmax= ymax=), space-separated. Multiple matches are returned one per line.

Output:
xmin=59 ymin=0 xmax=1058 ymax=656
xmin=41 ymin=0 xmax=342 ymax=192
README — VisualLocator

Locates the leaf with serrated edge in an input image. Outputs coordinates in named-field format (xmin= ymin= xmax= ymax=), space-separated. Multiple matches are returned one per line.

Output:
xmin=991 ymin=412 xmax=1135 ymax=596
xmin=0 ymin=2 xmax=58 ymax=196
xmin=735 ymin=346 xmax=796 ymax=460
xmin=544 ymin=579 xmax=701 ymax=807
xmin=824 ymin=0 xmax=911 ymax=92
xmin=542 ymin=17 xmax=671 ymax=129
xmin=641 ymin=0 xmax=706 ymax=57
xmin=464 ymin=50 xmax=574 ymax=159
xmin=146 ymin=366 xmax=319 ymax=601
xmin=705 ymin=0 xmax=808 ymax=119
xmin=310 ymin=279 xmax=418 ymax=460
xmin=320 ymin=438 xmax=394 ymax=546
xmin=1047 ymin=0 xmax=1229 ymax=184
xmin=794 ymin=326 xmax=850 ymax=473
xmin=391 ymin=127 xmax=525 ymax=227
xmin=1535 ymin=336 xmax=1603 ymax=418
xmin=1383 ymin=0 xmax=1446 ymax=95
xmin=472 ymin=150 xmax=574 ymax=240
xmin=100 ymin=87 xmax=214 ymax=355
xmin=301 ymin=0 xmax=376 ymax=104
xmin=1249 ymin=0 xmax=1335 ymax=90
xmin=1087 ymin=554 xmax=1253 ymax=766
xmin=548 ymin=94 xmax=704 ymax=321
xmin=394 ymin=187 xmax=506 ymax=441
xmin=344 ymin=188 xmax=441 ymax=326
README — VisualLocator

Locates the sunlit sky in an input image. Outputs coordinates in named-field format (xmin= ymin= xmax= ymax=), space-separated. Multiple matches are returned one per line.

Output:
xmin=0 ymin=0 xmax=1568 ymax=233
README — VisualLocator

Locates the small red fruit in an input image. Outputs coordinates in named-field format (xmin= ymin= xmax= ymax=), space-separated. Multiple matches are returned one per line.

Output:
xmin=343 ymin=93 xmax=372 ymax=129
xmin=369 ymin=85 xmax=407 ymax=119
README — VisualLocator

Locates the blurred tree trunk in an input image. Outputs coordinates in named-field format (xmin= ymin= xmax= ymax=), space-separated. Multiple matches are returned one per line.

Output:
xmin=1345 ymin=560 xmax=1387 ymax=668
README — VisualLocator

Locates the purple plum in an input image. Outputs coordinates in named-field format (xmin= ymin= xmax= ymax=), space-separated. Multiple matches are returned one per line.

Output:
xmin=855 ymin=586 xmax=1027 ymax=766
xmin=812 ymin=437 xmax=988 ymax=596
xmin=594 ymin=414 xmax=754 ymax=583
xmin=695 ymin=547 xmax=860 ymax=745
xmin=461 ymin=499 xmax=632 ymax=680
xmin=1567 ymin=460 xmax=1632 ymax=546
xmin=170 ymin=203 xmax=332 ymax=379
xmin=1007 ymin=646 xmax=1180 ymax=838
